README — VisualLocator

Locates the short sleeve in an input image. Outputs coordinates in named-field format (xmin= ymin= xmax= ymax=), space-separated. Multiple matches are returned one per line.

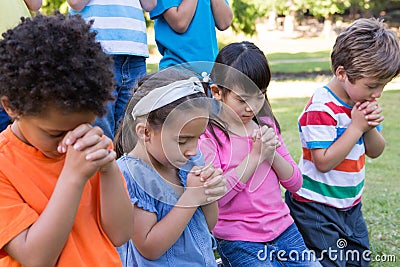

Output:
xmin=117 ymin=160 xmax=157 ymax=214
xmin=299 ymin=103 xmax=337 ymax=149
xmin=150 ymin=0 xmax=181 ymax=20
xmin=0 ymin=173 xmax=38 ymax=257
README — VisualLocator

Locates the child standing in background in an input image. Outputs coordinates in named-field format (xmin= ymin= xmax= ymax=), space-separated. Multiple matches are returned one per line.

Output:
xmin=67 ymin=0 xmax=157 ymax=139
xmin=285 ymin=18 xmax=400 ymax=267
xmin=114 ymin=68 xmax=227 ymax=266
xmin=150 ymin=0 xmax=232 ymax=73
xmin=199 ymin=41 xmax=320 ymax=266
xmin=0 ymin=0 xmax=42 ymax=132
xmin=0 ymin=12 xmax=133 ymax=266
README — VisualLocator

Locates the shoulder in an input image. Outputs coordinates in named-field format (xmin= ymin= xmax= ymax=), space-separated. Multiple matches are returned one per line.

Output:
xmin=150 ymin=0 xmax=181 ymax=19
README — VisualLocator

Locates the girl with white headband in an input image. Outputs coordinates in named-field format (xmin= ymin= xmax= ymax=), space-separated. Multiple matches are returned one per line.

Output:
xmin=113 ymin=69 xmax=227 ymax=267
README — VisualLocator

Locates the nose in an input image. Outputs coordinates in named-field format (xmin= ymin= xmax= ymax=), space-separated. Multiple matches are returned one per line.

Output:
xmin=372 ymin=88 xmax=383 ymax=99
xmin=184 ymin=146 xmax=198 ymax=158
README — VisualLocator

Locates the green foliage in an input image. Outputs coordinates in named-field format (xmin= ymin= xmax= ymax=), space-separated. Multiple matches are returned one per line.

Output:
xmin=231 ymin=0 xmax=268 ymax=36
xmin=304 ymin=0 xmax=351 ymax=18
xmin=41 ymin=0 xmax=68 ymax=15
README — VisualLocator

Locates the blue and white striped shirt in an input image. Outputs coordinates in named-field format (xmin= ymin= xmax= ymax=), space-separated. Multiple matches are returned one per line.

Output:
xmin=69 ymin=0 xmax=149 ymax=57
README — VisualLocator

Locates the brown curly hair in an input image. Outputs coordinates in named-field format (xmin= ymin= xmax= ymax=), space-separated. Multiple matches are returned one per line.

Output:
xmin=0 ymin=11 xmax=114 ymax=116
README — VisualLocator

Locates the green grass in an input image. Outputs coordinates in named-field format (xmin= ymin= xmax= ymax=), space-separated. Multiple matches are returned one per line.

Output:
xmin=271 ymin=61 xmax=331 ymax=74
xmin=267 ymin=50 xmax=330 ymax=61
xmin=271 ymin=90 xmax=400 ymax=266
xmin=269 ymin=50 xmax=331 ymax=74
xmin=147 ymin=63 xmax=158 ymax=73
xmin=146 ymin=50 xmax=332 ymax=75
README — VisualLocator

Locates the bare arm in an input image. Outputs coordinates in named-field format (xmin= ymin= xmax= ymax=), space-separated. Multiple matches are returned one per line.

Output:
xmin=163 ymin=0 xmax=198 ymax=33
xmin=311 ymin=105 xmax=370 ymax=172
xmin=131 ymin=192 xmax=198 ymax=260
xmin=200 ymin=202 xmax=218 ymax=231
xmin=132 ymin=166 xmax=225 ymax=260
xmin=24 ymin=0 xmax=42 ymax=11
xmin=363 ymin=127 xmax=385 ymax=158
xmin=360 ymin=101 xmax=385 ymax=158
xmin=99 ymin=161 xmax=134 ymax=246
xmin=4 ymin=125 xmax=111 ymax=267
xmin=66 ymin=0 xmax=90 ymax=11
xmin=210 ymin=0 xmax=232 ymax=30
xmin=311 ymin=125 xmax=364 ymax=173
xmin=311 ymin=101 xmax=385 ymax=172
xmin=140 ymin=0 xmax=157 ymax=12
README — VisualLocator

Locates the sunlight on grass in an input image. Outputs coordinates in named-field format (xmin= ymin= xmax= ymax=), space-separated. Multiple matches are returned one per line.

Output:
xmin=267 ymin=50 xmax=331 ymax=60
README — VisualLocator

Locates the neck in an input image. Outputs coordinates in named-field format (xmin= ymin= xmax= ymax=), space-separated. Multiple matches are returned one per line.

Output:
xmin=11 ymin=121 xmax=29 ymax=145
xmin=219 ymin=108 xmax=258 ymax=136
xmin=327 ymin=77 xmax=354 ymax=106
xmin=130 ymin=143 xmax=180 ymax=186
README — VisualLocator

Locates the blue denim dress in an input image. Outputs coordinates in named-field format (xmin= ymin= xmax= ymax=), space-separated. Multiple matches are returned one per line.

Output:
xmin=116 ymin=155 xmax=217 ymax=267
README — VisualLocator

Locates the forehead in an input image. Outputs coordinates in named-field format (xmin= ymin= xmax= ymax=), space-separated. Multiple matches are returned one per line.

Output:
xmin=228 ymin=84 xmax=265 ymax=97
xmin=30 ymin=107 xmax=95 ymax=131
xmin=356 ymin=77 xmax=391 ymax=86
xmin=162 ymin=108 xmax=208 ymax=129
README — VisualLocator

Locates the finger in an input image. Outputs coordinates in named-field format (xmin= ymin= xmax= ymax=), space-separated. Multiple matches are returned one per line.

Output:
xmin=363 ymin=103 xmax=379 ymax=114
xmin=189 ymin=165 xmax=204 ymax=176
xmin=204 ymin=174 xmax=224 ymax=187
xmin=80 ymin=136 xmax=114 ymax=157
xmin=87 ymin=149 xmax=116 ymax=166
xmin=200 ymin=165 xmax=217 ymax=181
xmin=73 ymin=134 xmax=103 ymax=151
xmin=66 ymin=123 xmax=96 ymax=146
xmin=261 ymin=129 xmax=276 ymax=143
xmin=260 ymin=125 xmax=268 ymax=135
xmin=86 ymin=148 xmax=114 ymax=161
xmin=57 ymin=123 xmax=96 ymax=153
xmin=357 ymin=101 xmax=369 ymax=111
xmin=205 ymin=185 xmax=227 ymax=196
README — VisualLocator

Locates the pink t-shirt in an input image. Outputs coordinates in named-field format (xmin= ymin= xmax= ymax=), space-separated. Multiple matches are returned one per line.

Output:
xmin=198 ymin=118 xmax=302 ymax=242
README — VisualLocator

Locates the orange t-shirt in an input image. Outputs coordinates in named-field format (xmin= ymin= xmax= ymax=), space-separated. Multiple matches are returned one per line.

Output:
xmin=0 ymin=127 xmax=122 ymax=266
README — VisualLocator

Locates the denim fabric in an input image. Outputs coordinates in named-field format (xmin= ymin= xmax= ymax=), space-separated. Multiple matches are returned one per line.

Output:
xmin=216 ymin=223 xmax=321 ymax=267
xmin=0 ymin=108 xmax=11 ymax=132
xmin=93 ymin=55 xmax=146 ymax=139
xmin=285 ymin=191 xmax=370 ymax=267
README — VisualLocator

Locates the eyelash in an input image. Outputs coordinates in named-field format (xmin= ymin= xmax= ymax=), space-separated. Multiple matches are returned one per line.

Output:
xmin=49 ymin=132 xmax=65 ymax=138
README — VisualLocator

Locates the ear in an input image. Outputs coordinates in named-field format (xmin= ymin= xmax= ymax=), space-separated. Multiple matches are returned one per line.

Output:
xmin=1 ymin=96 xmax=19 ymax=118
xmin=135 ymin=122 xmax=151 ymax=142
xmin=210 ymin=84 xmax=223 ymax=100
xmin=335 ymin=66 xmax=347 ymax=81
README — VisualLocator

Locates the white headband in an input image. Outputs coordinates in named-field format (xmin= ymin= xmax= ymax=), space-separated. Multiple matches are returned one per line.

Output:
xmin=131 ymin=78 xmax=205 ymax=119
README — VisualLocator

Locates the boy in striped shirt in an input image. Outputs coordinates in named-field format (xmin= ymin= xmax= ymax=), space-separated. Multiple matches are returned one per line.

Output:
xmin=286 ymin=18 xmax=400 ymax=267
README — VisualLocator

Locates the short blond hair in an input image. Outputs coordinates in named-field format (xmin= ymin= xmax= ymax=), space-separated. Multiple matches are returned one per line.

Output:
xmin=331 ymin=18 xmax=400 ymax=83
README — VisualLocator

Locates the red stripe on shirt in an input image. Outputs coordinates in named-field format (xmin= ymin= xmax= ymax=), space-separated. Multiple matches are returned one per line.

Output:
xmin=299 ymin=111 xmax=336 ymax=127
xmin=325 ymin=101 xmax=352 ymax=117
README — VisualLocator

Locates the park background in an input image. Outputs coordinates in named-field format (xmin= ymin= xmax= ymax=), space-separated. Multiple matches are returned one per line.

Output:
xmin=39 ymin=1 xmax=399 ymax=265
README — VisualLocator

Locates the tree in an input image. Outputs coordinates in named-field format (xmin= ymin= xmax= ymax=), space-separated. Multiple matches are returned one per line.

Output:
xmin=41 ymin=0 xmax=68 ymax=14
xmin=231 ymin=0 xmax=268 ymax=36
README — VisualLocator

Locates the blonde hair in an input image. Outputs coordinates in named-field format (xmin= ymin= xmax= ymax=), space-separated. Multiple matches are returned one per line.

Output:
xmin=331 ymin=18 xmax=400 ymax=83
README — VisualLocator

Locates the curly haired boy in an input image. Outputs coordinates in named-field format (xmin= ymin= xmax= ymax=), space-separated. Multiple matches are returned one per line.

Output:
xmin=0 ymin=12 xmax=133 ymax=267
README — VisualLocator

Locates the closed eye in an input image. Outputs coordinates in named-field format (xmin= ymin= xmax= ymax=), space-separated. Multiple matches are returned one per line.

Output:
xmin=49 ymin=132 xmax=66 ymax=138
